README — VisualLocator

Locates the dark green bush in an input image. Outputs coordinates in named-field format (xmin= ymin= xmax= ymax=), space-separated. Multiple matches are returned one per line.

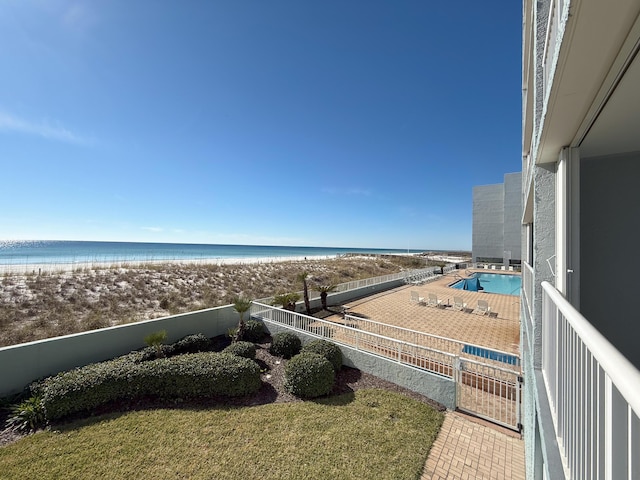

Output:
xmin=171 ymin=333 xmax=212 ymax=354
xmin=269 ymin=331 xmax=302 ymax=359
xmin=33 ymin=352 xmax=261 ymax=421
xmin=301 ymin=339 xmax=343 ymax=372
xmin=223 ymin=341 xmax=256 ymax=359
xmin=242 ymin=319 xmax=266 ymax=342
xmin=284 ymin=352 xmax=335 ymax=398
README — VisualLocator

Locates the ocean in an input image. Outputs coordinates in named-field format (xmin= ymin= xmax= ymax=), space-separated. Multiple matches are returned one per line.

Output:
xmin=0 ymin=240 xmax=426 ymax=266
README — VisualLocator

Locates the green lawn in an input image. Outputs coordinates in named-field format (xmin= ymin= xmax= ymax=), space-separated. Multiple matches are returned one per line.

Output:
xmin=0 ymin=389 xmax=444 ymax=480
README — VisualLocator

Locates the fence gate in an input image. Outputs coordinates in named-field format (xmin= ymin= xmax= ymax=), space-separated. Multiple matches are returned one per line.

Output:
xmin=455 ymin=358 xmax=523 ymax=431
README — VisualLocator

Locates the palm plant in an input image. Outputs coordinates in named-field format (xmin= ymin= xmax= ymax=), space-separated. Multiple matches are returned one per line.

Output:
xmin=297 ymin=271 xmax=311 ymax=314
xmin=144 ymin=330 xmax=168 ymax=358
xmin=316 ymin=284 xmax=337 ymax=311
xmin=272 ymin=292 xmax=301 ymax=312
xmin=232 ymin=297 xmax=252 ymax=342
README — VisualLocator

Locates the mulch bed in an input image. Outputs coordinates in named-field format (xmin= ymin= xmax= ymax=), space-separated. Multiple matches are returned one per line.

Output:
xmin=0 ymin=336 xmax=445 ymax=448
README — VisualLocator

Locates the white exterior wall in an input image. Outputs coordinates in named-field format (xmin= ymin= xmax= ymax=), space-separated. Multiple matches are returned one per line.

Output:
xmin=522 ymin=0 xmax=640 ymax=478
xmin=472 ymin=172 xmax=522 ymax=264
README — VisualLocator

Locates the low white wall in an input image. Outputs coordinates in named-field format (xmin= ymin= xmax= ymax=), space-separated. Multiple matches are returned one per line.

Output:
xmin=0 ymin=305 xmax=238 ymax=397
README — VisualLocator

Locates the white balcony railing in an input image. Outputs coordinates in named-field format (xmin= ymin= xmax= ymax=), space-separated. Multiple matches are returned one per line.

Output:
xmin=523 ymin=261 xmax=534 ymax=320
xmin=541 ymin=282 xmax=640 ymax=479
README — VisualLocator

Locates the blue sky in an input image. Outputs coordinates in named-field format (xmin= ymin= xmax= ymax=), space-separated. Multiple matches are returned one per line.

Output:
xmin=0 ymin=1 xmax=521 ymax=251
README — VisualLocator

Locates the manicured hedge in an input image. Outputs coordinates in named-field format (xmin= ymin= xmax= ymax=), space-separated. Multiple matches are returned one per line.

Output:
xmin=171 ymin=333 xmax=212 ymax=354
xmin=123 ymin=333 xmax=213 ymax=363
xmin=223 ymin=341 xmax=257 ymax=359
xmin=284 ymin=352 xmax=335 ymax=398
xmin=32 ymin=352 xmax=261 ymax=421
xmin=242 ymin=320 xmax=267 ymax=342
xmin=301 ymin=339 xmax=343 ymax=372
xmin=269 ymin=332 xmax=302 ymax=359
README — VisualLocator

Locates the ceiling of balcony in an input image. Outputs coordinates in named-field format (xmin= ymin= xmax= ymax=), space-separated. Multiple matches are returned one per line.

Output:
xmin=579 ymin=51 xmax=640 ymax=158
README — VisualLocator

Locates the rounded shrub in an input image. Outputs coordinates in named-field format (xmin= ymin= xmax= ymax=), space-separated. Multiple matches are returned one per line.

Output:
xmin=223 ymin=341 xmax=256 ymax=359
xmin=242 ymin=319 xmax=267 ymax=342
xmin=284 ymin=352 xmax=335 ymax=398
xmin=171 ymin=333 xmax=212 ymax=354
xmin=269 ymin=331 xmax=302 ymax=359
xmin=301 ymin=339 xmax=343 ymax=372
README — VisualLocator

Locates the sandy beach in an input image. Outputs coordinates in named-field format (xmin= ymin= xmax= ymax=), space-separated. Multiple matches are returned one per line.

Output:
xmin=0 ymin=254 xmax=459 ymax=347
xmin=0 ymin=255 xmax=343 ymax=275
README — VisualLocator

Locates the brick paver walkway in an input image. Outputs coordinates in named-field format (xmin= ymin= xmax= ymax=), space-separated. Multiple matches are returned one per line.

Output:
xmin=422 ymin=412 xmax=525 ymax=480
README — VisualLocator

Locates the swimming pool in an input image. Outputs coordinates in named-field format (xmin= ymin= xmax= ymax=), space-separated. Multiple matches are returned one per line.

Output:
xmin=451 ymin=273 xmax=521 ymax=296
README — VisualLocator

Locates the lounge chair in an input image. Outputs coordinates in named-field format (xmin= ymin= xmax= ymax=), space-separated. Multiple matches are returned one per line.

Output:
xmin=428 ymin=292 xmax=443 ymax=308
xmin=476 ymin=299 xmax=492 ymax=316
xmin=410 ymin=291 xmax=426 ymax=306
xmin=453 ymin=296 xmax=468 ymax=312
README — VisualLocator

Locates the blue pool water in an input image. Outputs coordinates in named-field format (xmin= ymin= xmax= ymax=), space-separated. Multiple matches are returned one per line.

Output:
xmin=462 ymin=345 xmax=520 ymax=366
xmin=451 ymin=273 xmax=521 ymax=296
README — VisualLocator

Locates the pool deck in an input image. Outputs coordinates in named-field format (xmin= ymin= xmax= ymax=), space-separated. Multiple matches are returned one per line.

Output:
xmin=334 ymin=269 xmax=521 ymax=355
xmin=329 ymin=269 xmax=525 ymax=479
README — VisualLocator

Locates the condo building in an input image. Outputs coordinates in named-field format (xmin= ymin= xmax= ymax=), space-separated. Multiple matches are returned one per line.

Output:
xmin=521 ymin=0 xmax=640 ymax=478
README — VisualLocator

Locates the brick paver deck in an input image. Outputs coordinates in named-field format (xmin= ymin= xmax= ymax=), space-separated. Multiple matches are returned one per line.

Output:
xmin=338 ymin=270 xmax=521 ymax=355
xmin=333 ymin=270 xmax=526 ymax=479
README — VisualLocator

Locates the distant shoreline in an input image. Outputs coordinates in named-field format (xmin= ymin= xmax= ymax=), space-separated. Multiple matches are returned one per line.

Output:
xmin=0 ymin=255 xmax=342 ymax=274
xmin=0 ymin=252 xmax=470 ymax=275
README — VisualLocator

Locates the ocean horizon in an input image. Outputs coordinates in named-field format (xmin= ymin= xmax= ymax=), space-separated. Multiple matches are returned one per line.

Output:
xmin=0 ymin=240 xmax=431 ymax=266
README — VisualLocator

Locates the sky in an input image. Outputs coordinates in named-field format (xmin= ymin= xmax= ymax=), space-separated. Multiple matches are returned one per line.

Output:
xmin=0 ymin=1 xmax=522 ymax=251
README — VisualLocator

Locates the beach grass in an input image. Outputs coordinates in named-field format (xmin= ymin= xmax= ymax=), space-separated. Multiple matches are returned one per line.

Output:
xmin=0 ymin=255 xmax=439 ymax=347
xmin=0 ymin=389 xmax=444 ymax=480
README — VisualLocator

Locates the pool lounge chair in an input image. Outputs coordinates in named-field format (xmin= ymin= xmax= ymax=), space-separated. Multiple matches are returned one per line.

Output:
xmin=453 ymin=296 xmax=469 ymax=312
xmin=476 ymin=299 xmax=491 ymax=316
xmin=428 ymin=293 xmax=443 ymax=308
xmin=410 ymin=291 xmax=426 ymax=306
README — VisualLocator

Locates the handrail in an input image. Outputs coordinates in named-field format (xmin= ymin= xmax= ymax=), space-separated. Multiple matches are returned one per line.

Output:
xmin=250 ymin=302 xmax=457 ymax=377
xmin=522 ymin=261 xmax=534 ymax=319
xmin=344 ymin=314 xmax=520 ymax=362
xmin=541 ymin=281 xmax=640 ymax=415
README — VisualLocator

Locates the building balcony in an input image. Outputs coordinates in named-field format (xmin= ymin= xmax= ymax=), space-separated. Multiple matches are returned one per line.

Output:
xmin=541 ymin=281 xmax=640 ymax=479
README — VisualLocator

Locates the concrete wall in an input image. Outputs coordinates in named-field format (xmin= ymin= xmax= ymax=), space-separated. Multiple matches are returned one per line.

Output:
xmin=581 ymin=151 xmax=640 ymax=369
xmin=264 ymin=321 xmax=455 ymax=409
xmin=473 ymin=183 xmax=505 ymax=261
xmin=0 ymin=306 xmax=238 ymax=397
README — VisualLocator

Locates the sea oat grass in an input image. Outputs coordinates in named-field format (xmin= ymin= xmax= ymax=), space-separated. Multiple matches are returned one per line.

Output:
xmin=0 ymin=389 xmax=444 ymax=480
xmin=0 ymin=257 xmax=428 ymax=347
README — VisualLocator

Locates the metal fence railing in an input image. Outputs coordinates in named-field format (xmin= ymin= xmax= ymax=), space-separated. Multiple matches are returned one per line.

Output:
xmin=542 ymin=282 xmax=640 ymax=479
xmin=343 ymin=314 xmax=520 ymax=368
xmin=250 ymin=302 xmax=456 ymax=378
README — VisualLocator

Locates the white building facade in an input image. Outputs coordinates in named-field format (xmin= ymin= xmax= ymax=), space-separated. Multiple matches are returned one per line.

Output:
xmin=522 ymin=0 xmax=640 ymax=478
xmin=472 ymin=172 xmax=522 ymax=266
